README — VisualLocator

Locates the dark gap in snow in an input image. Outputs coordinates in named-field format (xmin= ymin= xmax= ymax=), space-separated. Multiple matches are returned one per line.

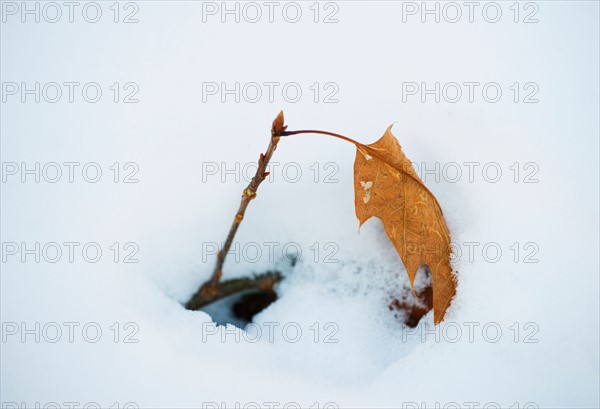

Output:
xmin=200 ymin=287 xmax=279 ymax=328
xmin=197 ymin=256 xmax=295 ymax=327
xmin=389 ymin=265 xmax=433 ymax=328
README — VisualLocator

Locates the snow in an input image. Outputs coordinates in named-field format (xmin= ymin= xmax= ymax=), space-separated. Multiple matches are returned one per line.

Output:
xmin=1 ymin=1 xmax=599 ymax=408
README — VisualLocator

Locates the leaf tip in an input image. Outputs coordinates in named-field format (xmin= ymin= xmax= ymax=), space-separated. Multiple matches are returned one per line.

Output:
xmin=384 ymin=123 xmax=400 ymax=139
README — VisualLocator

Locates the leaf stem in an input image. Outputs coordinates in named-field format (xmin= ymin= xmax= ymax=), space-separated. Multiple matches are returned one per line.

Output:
xmin=281 ymin=129 xmax=361 ymax=147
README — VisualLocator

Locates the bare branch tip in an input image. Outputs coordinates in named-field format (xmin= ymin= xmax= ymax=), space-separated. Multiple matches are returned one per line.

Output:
xmin=271 ymin=111 xmax=286 ymax=137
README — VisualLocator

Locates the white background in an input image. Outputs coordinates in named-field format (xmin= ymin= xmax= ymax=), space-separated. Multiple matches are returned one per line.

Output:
xmin=1 ymin=1 xmax=599 ymax=408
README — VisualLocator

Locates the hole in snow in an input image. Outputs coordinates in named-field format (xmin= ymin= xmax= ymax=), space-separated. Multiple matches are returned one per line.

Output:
xmin=388 ymin=265 xmax=433 ymax=328
xmin=201 ymin=287 xmax=279 ymax=328
xmin=198 ymin=256 xmax=295 ymax=328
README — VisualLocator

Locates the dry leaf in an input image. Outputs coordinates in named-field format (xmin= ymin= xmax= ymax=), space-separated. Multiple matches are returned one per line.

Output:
xmin=354 ymin=125 xmax=456 ymax=324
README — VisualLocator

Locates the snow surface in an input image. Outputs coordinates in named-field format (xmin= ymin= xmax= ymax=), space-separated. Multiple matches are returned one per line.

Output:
xmin=1 ymin=1 xmax=599 ymax=408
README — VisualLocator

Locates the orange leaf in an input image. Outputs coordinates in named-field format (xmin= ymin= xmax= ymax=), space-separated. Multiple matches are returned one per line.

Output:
xmin=354 ymin=125 xmax=456 ymax=324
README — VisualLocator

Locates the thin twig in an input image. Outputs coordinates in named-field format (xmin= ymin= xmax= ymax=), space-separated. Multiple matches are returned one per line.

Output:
xmin=185 ymin=112 xmax=287 ymax=310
